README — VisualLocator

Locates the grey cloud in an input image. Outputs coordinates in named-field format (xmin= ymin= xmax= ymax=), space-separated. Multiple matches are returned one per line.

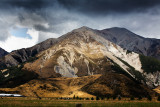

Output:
xmin=34 ymin=24 xmax=49 ymax=32
xmin=0 ymin=0 xmax=160 ymax=44
xmin=0 ymin=0 xmax=48 ymax=10
xmin=1 ymin=0 xmax=160 ymax=15
xmin=57 ymin=0 xmax=160 ymax=15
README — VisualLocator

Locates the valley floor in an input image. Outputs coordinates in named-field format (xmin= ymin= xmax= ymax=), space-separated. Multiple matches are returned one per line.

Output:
xmin=0 ymin=97 xmax=160 ymax=107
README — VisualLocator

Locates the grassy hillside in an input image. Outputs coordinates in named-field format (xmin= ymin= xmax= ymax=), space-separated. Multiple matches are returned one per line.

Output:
xmin=81 ymin=73 xmax=155 ymax=98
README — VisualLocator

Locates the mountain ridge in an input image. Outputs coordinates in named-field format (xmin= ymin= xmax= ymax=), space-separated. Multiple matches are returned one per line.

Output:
xmin=0 ymin=47 xmax=8 ymax=58
xmin=0 ymin=38 xmax=58 ymax=69
xmin=99 ymin=27 xmax=160 ymax=59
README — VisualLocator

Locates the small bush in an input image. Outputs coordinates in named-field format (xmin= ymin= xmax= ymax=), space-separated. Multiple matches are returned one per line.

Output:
xmin=91 ymin=97 xmax=94 ymax=100
xmin=101 ymin=97 xmax=104 ymax=100
xmin=118 ymin=95 xmax=121 ymax=100
xmin=76 ymin=96 xmax=79 ymax=100
xmin=86 ymin=98 xmax=89 ymax=100
xmin=112 ymin=95 xmax=117 ymax=100
xmin=147 ymin=95 xmax=152 ymax=101
xmin=79 ymin=98 xmax=82 ymax=100
xmin=73 ymin=95 xmax=76 ymax=99
xmin=130 ymin=96 xmax=135 ymax=100
xmin=106 ymin=95 xmax=110 ymax=100
xmin=138 ymin=96 xmax=142 ymax=100
xmin=157 ymin=96 xmax=160 ymax=101
xmin=96 ymin=96 xmax=100 ymax=100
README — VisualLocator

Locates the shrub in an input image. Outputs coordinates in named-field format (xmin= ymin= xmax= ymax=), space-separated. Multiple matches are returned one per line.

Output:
xmin=112 ymin=95 xmax=117 ymax=100
xmin=73 ymin=95 xmax=76 ymax=99
xmin=79 ymin=98 xmax=82 ymax=100
xmin=101 ymin=97 xmax=104 ymax=100
xmin=76 ymin=96 xmax=79 ymax=100
xmin=147 ymin=95 xmax=152 ymax=101
xmin=86 ymin=98 xmax=89 ymax=100
xmin=138 ymin=96 xmax=142 ymax=100
xmin=96 ymin=96 xmax=100 ymax=100
xmin=118 ymin=95 xmax=121 ymax=100
xmin=157 ymin=96 xmax=160 ymax=101
xmin=130 ymin=96 xmax=135 ymax=100
xmin=91 ymin=97 xmax=94 ymax=100
xmin=105 ymin=95 xmax=110 ymax=100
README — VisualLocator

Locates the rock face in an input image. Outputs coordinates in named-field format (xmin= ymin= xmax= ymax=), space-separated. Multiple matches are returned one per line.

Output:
xmin=23 ymin=27 xmax=143 ymax=79
xmin=0 ymin=38 xmax=57 ymax=68
xmin=99 ymin=27 xmax=160 ymax=60
xmin=0 ymin=48 xmax=8 ymax=58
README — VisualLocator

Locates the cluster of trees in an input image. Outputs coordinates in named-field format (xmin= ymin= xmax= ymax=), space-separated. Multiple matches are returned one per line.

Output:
xmin=72 ymin=95 xmax=160 ymax=101
xmin=73 ymin=95 xmax=102 ymax=100
xmin=139 ymin=54 xmax=160 ymax=73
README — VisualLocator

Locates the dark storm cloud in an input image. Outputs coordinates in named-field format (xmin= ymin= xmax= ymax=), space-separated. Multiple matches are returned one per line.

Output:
xmin=58 ymin=0 xmax=160 ymax=14
xmin=1 ymin=0 xmax=160 ymax=14
xmin=0 ymin=0 xmax=48 ymax=10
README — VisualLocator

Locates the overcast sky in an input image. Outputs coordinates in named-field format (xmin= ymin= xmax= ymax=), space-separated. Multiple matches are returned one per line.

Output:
xmin=0 ymin=0 xmax=160 ymax=52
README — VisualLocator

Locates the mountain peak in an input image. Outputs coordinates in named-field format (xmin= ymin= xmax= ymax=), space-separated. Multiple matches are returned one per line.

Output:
xmin=74 ymin=26 xmax=92 ymax=32
xmin=101 ymin=27 xmax=145 ymax=40
xmin=102 ymin=27 xmax=135 ymax=35
xmin=80 ymin=26 xmax=90 ymax=29
xmin=107 ymin=27 xmax=128 ymax=30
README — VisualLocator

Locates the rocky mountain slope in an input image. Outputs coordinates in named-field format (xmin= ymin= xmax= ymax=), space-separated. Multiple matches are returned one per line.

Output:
xmin=21 ymin=26 xmax=159 ymax=88
xmin=0 ymin=26 xmax=160 ymax=98
xmin=0 ymin=47 xmax=8 ymax=58
xmin=99 ymin=27 xmax=160 ymax=60
xmin=0 ymin=38 xmax=57 ymax=69
xmin=23 ymin=27 xmax=142 ymax=78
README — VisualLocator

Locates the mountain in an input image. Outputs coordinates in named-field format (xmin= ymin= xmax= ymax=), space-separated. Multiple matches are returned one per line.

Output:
xmin=99 ymin=27 xmax=160 ymax=60
xmin=0 ymin=47 xmax=8 ymax=58
xmin=21 ymin=26 xmax=160 ymax=88
xmin=0 ymin=26 xmax=160 ymax=98
xmin=0 ymin=38 xmax=57 ymax=69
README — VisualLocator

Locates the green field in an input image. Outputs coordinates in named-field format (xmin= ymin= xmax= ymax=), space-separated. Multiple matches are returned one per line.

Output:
xmin=0 ymin=97 xmax=160 ymax=107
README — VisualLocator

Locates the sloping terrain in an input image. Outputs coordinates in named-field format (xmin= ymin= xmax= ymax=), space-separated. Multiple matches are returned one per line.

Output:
xmin=82 ymin=73 xmax=155 ymax=97
xmin=0 ymin=26 xmax=160 ymax=98
xmin=0 ymin=74 xmax=156 ymax=98
xmin=99 ymin=27 xmax=160 ymax=60
xmin=23 ymin=27 xmax=142 ymax=79
xmin=22 ymin=27 xmax=160 ymax=88
xmin=0 ymin=47 xmax=8 ymax=58
xmin=0 ymin=75 xmax=100 ymax=98
xmin=0 ymin=38 xmax=57 ymax=68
